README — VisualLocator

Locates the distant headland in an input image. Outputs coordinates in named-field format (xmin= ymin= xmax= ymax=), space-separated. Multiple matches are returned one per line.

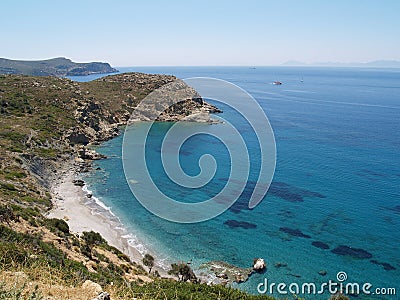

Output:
xmin=281 ymin=59 xmax=400 ymax=68
xmin=0 ymin=57 xmax=118 ymax=76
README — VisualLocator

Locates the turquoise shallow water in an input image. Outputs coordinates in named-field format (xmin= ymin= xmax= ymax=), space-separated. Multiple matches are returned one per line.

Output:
xmin=79 ymin=67 xmax=399 ymax=299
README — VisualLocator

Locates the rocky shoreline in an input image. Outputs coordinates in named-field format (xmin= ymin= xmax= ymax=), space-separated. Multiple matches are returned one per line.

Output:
xmin=199 ymin=258 xmax=266 ymax=285
xmin=66 ymin=73 xmax=222 ymax=146
xmin=6 ymin=72 xmax=223 ymax=195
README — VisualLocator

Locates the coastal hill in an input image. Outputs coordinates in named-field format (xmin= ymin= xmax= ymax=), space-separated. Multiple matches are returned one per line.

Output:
xmin=0 ymin=73 xmax=278 ymax=299
xmin=0 ymin=57 xmax=118 ymax=76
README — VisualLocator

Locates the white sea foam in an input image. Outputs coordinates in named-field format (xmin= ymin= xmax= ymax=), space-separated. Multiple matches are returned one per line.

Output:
xmin=79 ymin=180 xmax=171 ymax=271
xmin=82 ymin=185 xmax=115 ymax=214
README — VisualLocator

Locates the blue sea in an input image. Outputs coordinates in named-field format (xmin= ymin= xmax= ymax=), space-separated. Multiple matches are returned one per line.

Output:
xmin=76 ymin=67 xmax=399 ymax=299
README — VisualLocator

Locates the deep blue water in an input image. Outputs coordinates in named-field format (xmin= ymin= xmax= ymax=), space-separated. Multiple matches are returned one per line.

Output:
xmin=79 ymin=67 xmax=399 ymax=299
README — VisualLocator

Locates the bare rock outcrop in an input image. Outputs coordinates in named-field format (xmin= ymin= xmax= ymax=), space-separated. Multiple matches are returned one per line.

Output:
xmin=200 ymin=261 xmax=253 ymax=284
xmin=253 ymin=258 xmax=266 ymax=272
xmin=129 ymin=78 xmax=222 ymax=123
xmin=92 ymin=292 xmax=110 ymax=300
xmin=69 ymin=73 xmax=222 ymax=147
xmin=82 ymin=280 xmax=103 ymax=294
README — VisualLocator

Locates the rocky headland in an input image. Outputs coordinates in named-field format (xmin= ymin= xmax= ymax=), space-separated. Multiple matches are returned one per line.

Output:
xmin=0 ymin=57 xmax=118 ymax=77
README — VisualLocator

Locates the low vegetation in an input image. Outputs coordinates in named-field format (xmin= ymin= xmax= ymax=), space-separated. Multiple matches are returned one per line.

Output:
xmin=142 ymin=254 xmax=155 ymax=274
xmin=168 ymin=263 xmax=198 ymax=283
xmin=0 ymin=219 xmax=279 ymax=299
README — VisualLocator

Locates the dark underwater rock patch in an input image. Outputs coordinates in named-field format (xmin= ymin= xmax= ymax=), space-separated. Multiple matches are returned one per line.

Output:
xmin=388 ymin=205 xmax=400 ymax=214
xmin=279 ymin=227 xmax=311 ymax=238
xmin=274 ymin=262 xmax=288 ymax=268
xmin=380 ymin=205 xmax=400 ymax=216
xmin=269 ymin=182 xmax=304 ymax=202
xmin=360 ymin=169 xmax=387 ymax=178
xmin=312 ymin=241 xmax=330 ymax=250
xmin=224 ymin=219 xmax=257 ymax=229
xmin=287 ymin=273 xmax=302 ymax=278
xmin=179 ymin=150 xmax=192 ymax=156
xmin=370 ymin=260 xmax=396 ymax=271
xmin=228 ymin=181 xmax=258 ymax=213
xmin=229 ymin=199 xmax=250 ymax=214
xmin=269 ymin=182 xmax=326 ymax=203
xmin=278 ymin=209 xmax=295 ymax=219
xmin=331 ymin=245 xmax=372 ymax=259
xmin=225 ymin=180 xmax=326 ymax=213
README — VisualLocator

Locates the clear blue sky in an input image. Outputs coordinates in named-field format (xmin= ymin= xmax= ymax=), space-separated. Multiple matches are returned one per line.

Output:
xmin=1 ymin=0 xmax=399 ymax=66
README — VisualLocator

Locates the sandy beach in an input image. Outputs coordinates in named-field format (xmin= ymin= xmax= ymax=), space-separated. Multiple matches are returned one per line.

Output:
xmin=47 ymin=164 xmax=147 ymax=267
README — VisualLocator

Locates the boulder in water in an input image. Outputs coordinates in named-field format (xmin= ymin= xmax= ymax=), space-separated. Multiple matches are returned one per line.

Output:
xmin=253 ymin=258 xmax=266 ymax=272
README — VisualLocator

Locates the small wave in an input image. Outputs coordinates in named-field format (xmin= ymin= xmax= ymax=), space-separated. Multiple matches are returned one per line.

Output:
xmin=127 ymin=239 xmax=147 ymax=255
xmin=82 ymin=185 xmax=115 ymax=215
xmin=80 ymin=180 xmax=172 ymax=271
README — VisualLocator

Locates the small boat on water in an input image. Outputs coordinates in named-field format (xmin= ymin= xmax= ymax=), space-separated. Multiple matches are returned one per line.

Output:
xmin=272 ymin=81 xmax=282 ymax=85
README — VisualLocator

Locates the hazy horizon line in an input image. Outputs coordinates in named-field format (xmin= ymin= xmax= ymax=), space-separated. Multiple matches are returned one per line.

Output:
xmin=2 ymin=56 xmax=400 ymax=69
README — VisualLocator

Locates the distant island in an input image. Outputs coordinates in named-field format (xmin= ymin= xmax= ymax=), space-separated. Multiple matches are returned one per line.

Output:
xmin=281 ymin=59 xmax=400 ymax=68
xmin=0 ymin=57 xmax=118 ymax=76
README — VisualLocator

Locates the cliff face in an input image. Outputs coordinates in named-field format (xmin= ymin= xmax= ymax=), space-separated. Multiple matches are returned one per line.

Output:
xmin=69 ymin=73 xmax=221 ymax=144
xmin=0 ymin=57 xmax=118 ymax=76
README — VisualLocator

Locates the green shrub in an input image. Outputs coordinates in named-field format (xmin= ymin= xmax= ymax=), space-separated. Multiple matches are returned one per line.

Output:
xmin=0 ymin=205 xmax=17 ymax=224
xmin=0 ymin=243 xmax=29 ymax=267
xmin=0 ymin=132 xmax=26 ymax=143
xmin=0 ymin=281 xmax=43 ymax=300
xmin=7 ymin=146 xmax=24 ymax=153
xmin=168 ymin=262 xmax=198 ymax=283
xmin=4 ymin=171 xmax=26 ymax=180
xmin=81 ymin=231 xmax=105 ymax=247
xmin=0 ymin=182 xmax=17 ymax=191
xmin=80 ymin=243 xmax=92 ymax=258
xmin=10 ymin=205 xmax=40 ymax=222
xmin=43 ymin=218 xmax=69 ymax=235
xmin=34 ymin=148 xmax=57 ymax=158
xmin=126 ymin=279 xmax=276 ymax=300
xmin=143 ymin=253 xmax=154 ymax=273
xmin=117 ymin=252 xmax=130 ymax=263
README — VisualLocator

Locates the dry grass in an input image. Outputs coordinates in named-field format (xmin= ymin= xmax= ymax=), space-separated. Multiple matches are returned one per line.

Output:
xmin=0 ymin=263 xmax=138 ymax=300
xmin=1 ymin=270 xmax=97 ymax=300
xmin=0 ymin=219 xmax=154 ymax=299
